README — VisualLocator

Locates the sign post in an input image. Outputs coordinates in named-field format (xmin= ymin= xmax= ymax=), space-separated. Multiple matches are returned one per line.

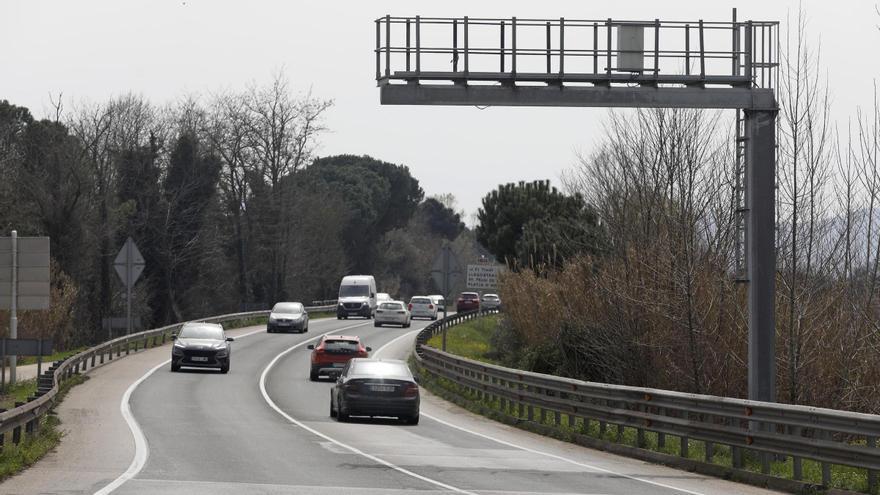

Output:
xmin=1 ymin=232 xmax=51 ymax=385
xmin=430 ymin=243 xmax=462 ymax=351
xmin=113 ymin=238 xmax=145 ymax=338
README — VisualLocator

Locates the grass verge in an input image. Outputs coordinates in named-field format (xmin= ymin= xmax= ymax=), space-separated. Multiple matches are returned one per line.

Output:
xmin=18 ymin=347 xmax=88 ymax=366
xmin=426 ymin=314 xmax=500 ymax=364
xmin=0 ymin=374 xmax=88 ymax=481
xmin=415 ymin=315 xmax=869 ymax=494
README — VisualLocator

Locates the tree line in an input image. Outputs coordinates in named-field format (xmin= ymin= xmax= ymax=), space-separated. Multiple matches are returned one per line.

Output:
xmin=0 ymin=75 xmax=470 ymax=348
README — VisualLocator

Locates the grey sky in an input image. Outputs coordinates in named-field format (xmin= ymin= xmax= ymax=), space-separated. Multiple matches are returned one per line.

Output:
xmin=2 ymin=0 xmax=878 ymax=219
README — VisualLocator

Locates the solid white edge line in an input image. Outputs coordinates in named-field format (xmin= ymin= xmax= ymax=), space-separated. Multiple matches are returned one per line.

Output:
xmin=379 ymin=330 xmax=709 ymax=495
xmin=93 ymin=323 xmax=312 ymax=495
xmin=259 ymin=324 xmax=478 ymax=495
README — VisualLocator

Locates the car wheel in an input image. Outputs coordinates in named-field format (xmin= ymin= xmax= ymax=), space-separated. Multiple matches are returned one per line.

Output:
xmin=404 ymin=414 xmax=419 ymax=425
xmin=309 ymin=369 xmax=319 ymax=381
xmin=171 ymin=362 xmax=180 ymax=372
xmin=330 ymin=393 xmax=337 ymax=418
xmin=374 ymin=322 xmax=381 ymax=327
xmin=220 ymin=364 xmax=229 ymax=374
xmin=337 ymin=407 xmax=349 ymax=422
xmin=431 ymin=315 xmax=438 ymax=320
xmin=337 ymin=316 xmax=342 ymax=320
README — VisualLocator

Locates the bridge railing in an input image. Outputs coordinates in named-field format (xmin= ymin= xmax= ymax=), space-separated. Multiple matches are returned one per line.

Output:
xmin=376 ymin=15 xmax=779 ymax=89
xmin=413 ymin=310 xmax=880 ymax=492
xmin=0 ymin=303 xmax=335 ymax=449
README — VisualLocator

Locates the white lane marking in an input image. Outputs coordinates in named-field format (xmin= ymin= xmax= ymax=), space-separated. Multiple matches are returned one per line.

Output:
xmin=94 ymin=321 xmax=332 ymax=495
xmin=259 ymin=324 xmax=478 ymax=495
xmin=371 ymin=329 xmax=422 ymax=358
xmin=375 ymin=329 xmax=708 ymax=495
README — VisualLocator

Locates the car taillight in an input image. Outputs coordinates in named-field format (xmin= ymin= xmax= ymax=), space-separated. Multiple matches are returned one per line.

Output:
xmin=408 ymin=304 xmax=413 ymax=310
xmin=403 ymin=383 xmax=419 ymax=397
xmin=358 ymin=349 xmax=368 ymax=357
xmin=428 ymin=304 xmax=433 ymax=309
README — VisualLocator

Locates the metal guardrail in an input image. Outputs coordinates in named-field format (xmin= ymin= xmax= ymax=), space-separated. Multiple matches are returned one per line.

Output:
xmin=0 ymin=304 xmax=335 ymax=448
xmin=414 ymin=310 xmax=880 ymax=492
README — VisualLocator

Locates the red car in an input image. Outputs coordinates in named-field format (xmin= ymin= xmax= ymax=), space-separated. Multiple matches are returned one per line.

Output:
xmin=455 ymin=292 xmax=481 ymax=312
xmin=308 ymin=335 xmax=371 ymax=381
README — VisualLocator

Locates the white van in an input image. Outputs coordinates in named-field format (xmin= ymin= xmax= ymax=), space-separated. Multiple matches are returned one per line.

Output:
xmin=336 ymin=275 xmax=377 ymax=319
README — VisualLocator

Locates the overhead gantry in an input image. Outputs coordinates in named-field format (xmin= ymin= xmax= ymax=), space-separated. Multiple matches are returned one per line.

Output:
xmin=375 ymin=12 xmax=780 ymax=403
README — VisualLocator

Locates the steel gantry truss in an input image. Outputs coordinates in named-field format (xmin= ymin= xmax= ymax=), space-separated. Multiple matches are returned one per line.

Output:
xmin=375 ymin=11 xmax=780 ymax=403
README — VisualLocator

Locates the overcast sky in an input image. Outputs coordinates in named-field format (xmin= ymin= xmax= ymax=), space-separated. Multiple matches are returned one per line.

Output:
xmin=2 ymin=1 xmax=878 ymax=219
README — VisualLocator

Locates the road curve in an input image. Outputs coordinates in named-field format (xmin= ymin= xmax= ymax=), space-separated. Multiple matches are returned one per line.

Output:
xmin=0 ymin=316 xmax=782 ymax=495
xmin=115 ymin=317 xmax=780 ymax=495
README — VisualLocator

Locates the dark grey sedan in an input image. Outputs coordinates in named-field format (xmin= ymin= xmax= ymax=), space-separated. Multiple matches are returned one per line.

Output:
xmin=171 ymin=322 xmax=234 ymax=373
xmin=330 ymin=358 xmax=420 ymax=425
xmin=267 ymin=302 xmax=309 ymax=333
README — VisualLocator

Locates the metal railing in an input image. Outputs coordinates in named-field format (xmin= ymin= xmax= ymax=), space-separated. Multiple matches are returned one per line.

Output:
xmin=414 ymin=311 xmax=880 ymax=492
xmin=376 ymin=14 xmax=778 ymax=89
xmin=0 ymin=304 xmax=335 ymax=448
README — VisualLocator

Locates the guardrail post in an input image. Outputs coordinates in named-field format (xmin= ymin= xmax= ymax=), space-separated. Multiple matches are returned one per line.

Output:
xmin=791 ymin=426 xmax=802 ymax=479
xmin=517 ymin=383 xmax=525 ymax=418
xmin=705 ymin=440 xmax=714 ymax=463
xmin=126 ymin=340 xmax=131 ymax=356
xmin=680 ymin=435 xmax=689 ymax=458
xmin=554 ymin=410 xmax=561 ymax=427
xmin=657 ymin=407 xmax=666 ymax=448
xmin=868 ymin=435 xmax=877 ymax=493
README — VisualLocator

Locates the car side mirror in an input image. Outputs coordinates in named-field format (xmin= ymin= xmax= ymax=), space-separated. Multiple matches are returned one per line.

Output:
xmin=307 ymin=344 xmax=315 ymax=350
xmin=226 ymin=337 xmax=235 ymax=342
xmin=371 ymin=292 xmax=376 ymax=298
xmin=413 ymin=375 xmax=421 ymax=384
xmin=366 ymin=346 xmax=372 ymax=352
xmin=171 ymin=335 xmax=177 ymax=341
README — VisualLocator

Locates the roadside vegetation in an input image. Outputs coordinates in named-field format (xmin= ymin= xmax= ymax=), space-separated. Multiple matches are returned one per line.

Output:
xmin=426 ymin=314 xmax=500 ymax=364
xmin=0 ymin=374 xmax=87 ymax=481
xmin=418 ymin=314 xmax=869 ymax=492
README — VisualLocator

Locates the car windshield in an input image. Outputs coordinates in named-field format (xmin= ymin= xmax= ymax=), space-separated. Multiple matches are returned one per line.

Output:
xmin=273 ymin=302 xmax=303 ymax=313
xmin=462 ymin=293 xmax=479 ymax=300
xmin=323 ymin=339 xmax=359 ymax=353
xmin=178 ymin=325 xmax=224 ymax=340
xmin=411 ymin=297 xmax=431 ymax=304
xmin=352 ymin=361 xmax=411 ymax=377
xmin=380 ymin=302 xmax=403 ymax=310
xmin=339 ymin=285 xmax=370 ymax=298
xmin=483 ymin=295 xmax=498 ymax=300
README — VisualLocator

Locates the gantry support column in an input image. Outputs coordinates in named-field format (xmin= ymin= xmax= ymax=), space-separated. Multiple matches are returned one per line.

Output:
xmin=745 ymin=109 xmax=777 ymax=403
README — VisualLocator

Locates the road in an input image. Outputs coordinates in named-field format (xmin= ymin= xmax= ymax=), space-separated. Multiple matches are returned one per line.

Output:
xmin=103 ymin=316 xmax=779 ymax=495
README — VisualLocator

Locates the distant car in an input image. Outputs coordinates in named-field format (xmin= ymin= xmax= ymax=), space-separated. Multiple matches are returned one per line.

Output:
xmin=376 ymin=292 xmax=392 ymax=305
xmin=456 ymin=292 xmax=481 ymax=312
xmin=308 ymin=335 xmax=371 ymax=381
xmin=267 ymin=302 xmax=309 ymax=333
xmin=480 ymin=293 xmax=501 ymax=310
xmin=375 ymin=301 xmax=411 ymax=328
xmin=171 ymin=322 xmax=234 ymax=373
xmin=330 ymin=358 xmax=420 ymax=425
xmin=428 ymin=295 xmax=446 ymax=311
xmin=408 ymin=296 xmax=438 ymax=320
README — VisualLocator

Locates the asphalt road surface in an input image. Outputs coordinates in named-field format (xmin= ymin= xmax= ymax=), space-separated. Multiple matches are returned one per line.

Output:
xmin=102 ymin=316 xmax=780 ymax=495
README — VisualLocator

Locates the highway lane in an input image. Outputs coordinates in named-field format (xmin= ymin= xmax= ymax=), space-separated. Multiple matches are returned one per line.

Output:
xmin=116 ymin=317 xmax=445 ymax=494
xmin=112 ymin=315 xmax=781 ymax=495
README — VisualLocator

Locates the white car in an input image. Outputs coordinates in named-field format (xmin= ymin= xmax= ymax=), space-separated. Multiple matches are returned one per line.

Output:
xmin=408 ymin=296 xmax=438 ymax=320
xmin=481 ymin=293 xmax=502 ymax=310
xmin=428 ymin=295 xmax=445 ymax=311
xmin=374 ymin=301 xmax=411 ymax=328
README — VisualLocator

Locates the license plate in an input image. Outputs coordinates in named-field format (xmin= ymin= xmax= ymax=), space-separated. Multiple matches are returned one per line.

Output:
xmin=191 ymin=356 xmax=208 ymax=362
xmin=332 ymin=362 xmax=346 ymax=368
xmin=370 ymin=385 xmax=395 ymax=392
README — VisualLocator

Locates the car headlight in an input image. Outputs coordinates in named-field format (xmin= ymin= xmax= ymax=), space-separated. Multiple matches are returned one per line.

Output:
xmin=172 ymin=343 xmax=184 ymax=355
xmin=215 ymin=347 xmax=228 ymax=357
xmin=268 ymin=316 xmax=277 ymax=323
